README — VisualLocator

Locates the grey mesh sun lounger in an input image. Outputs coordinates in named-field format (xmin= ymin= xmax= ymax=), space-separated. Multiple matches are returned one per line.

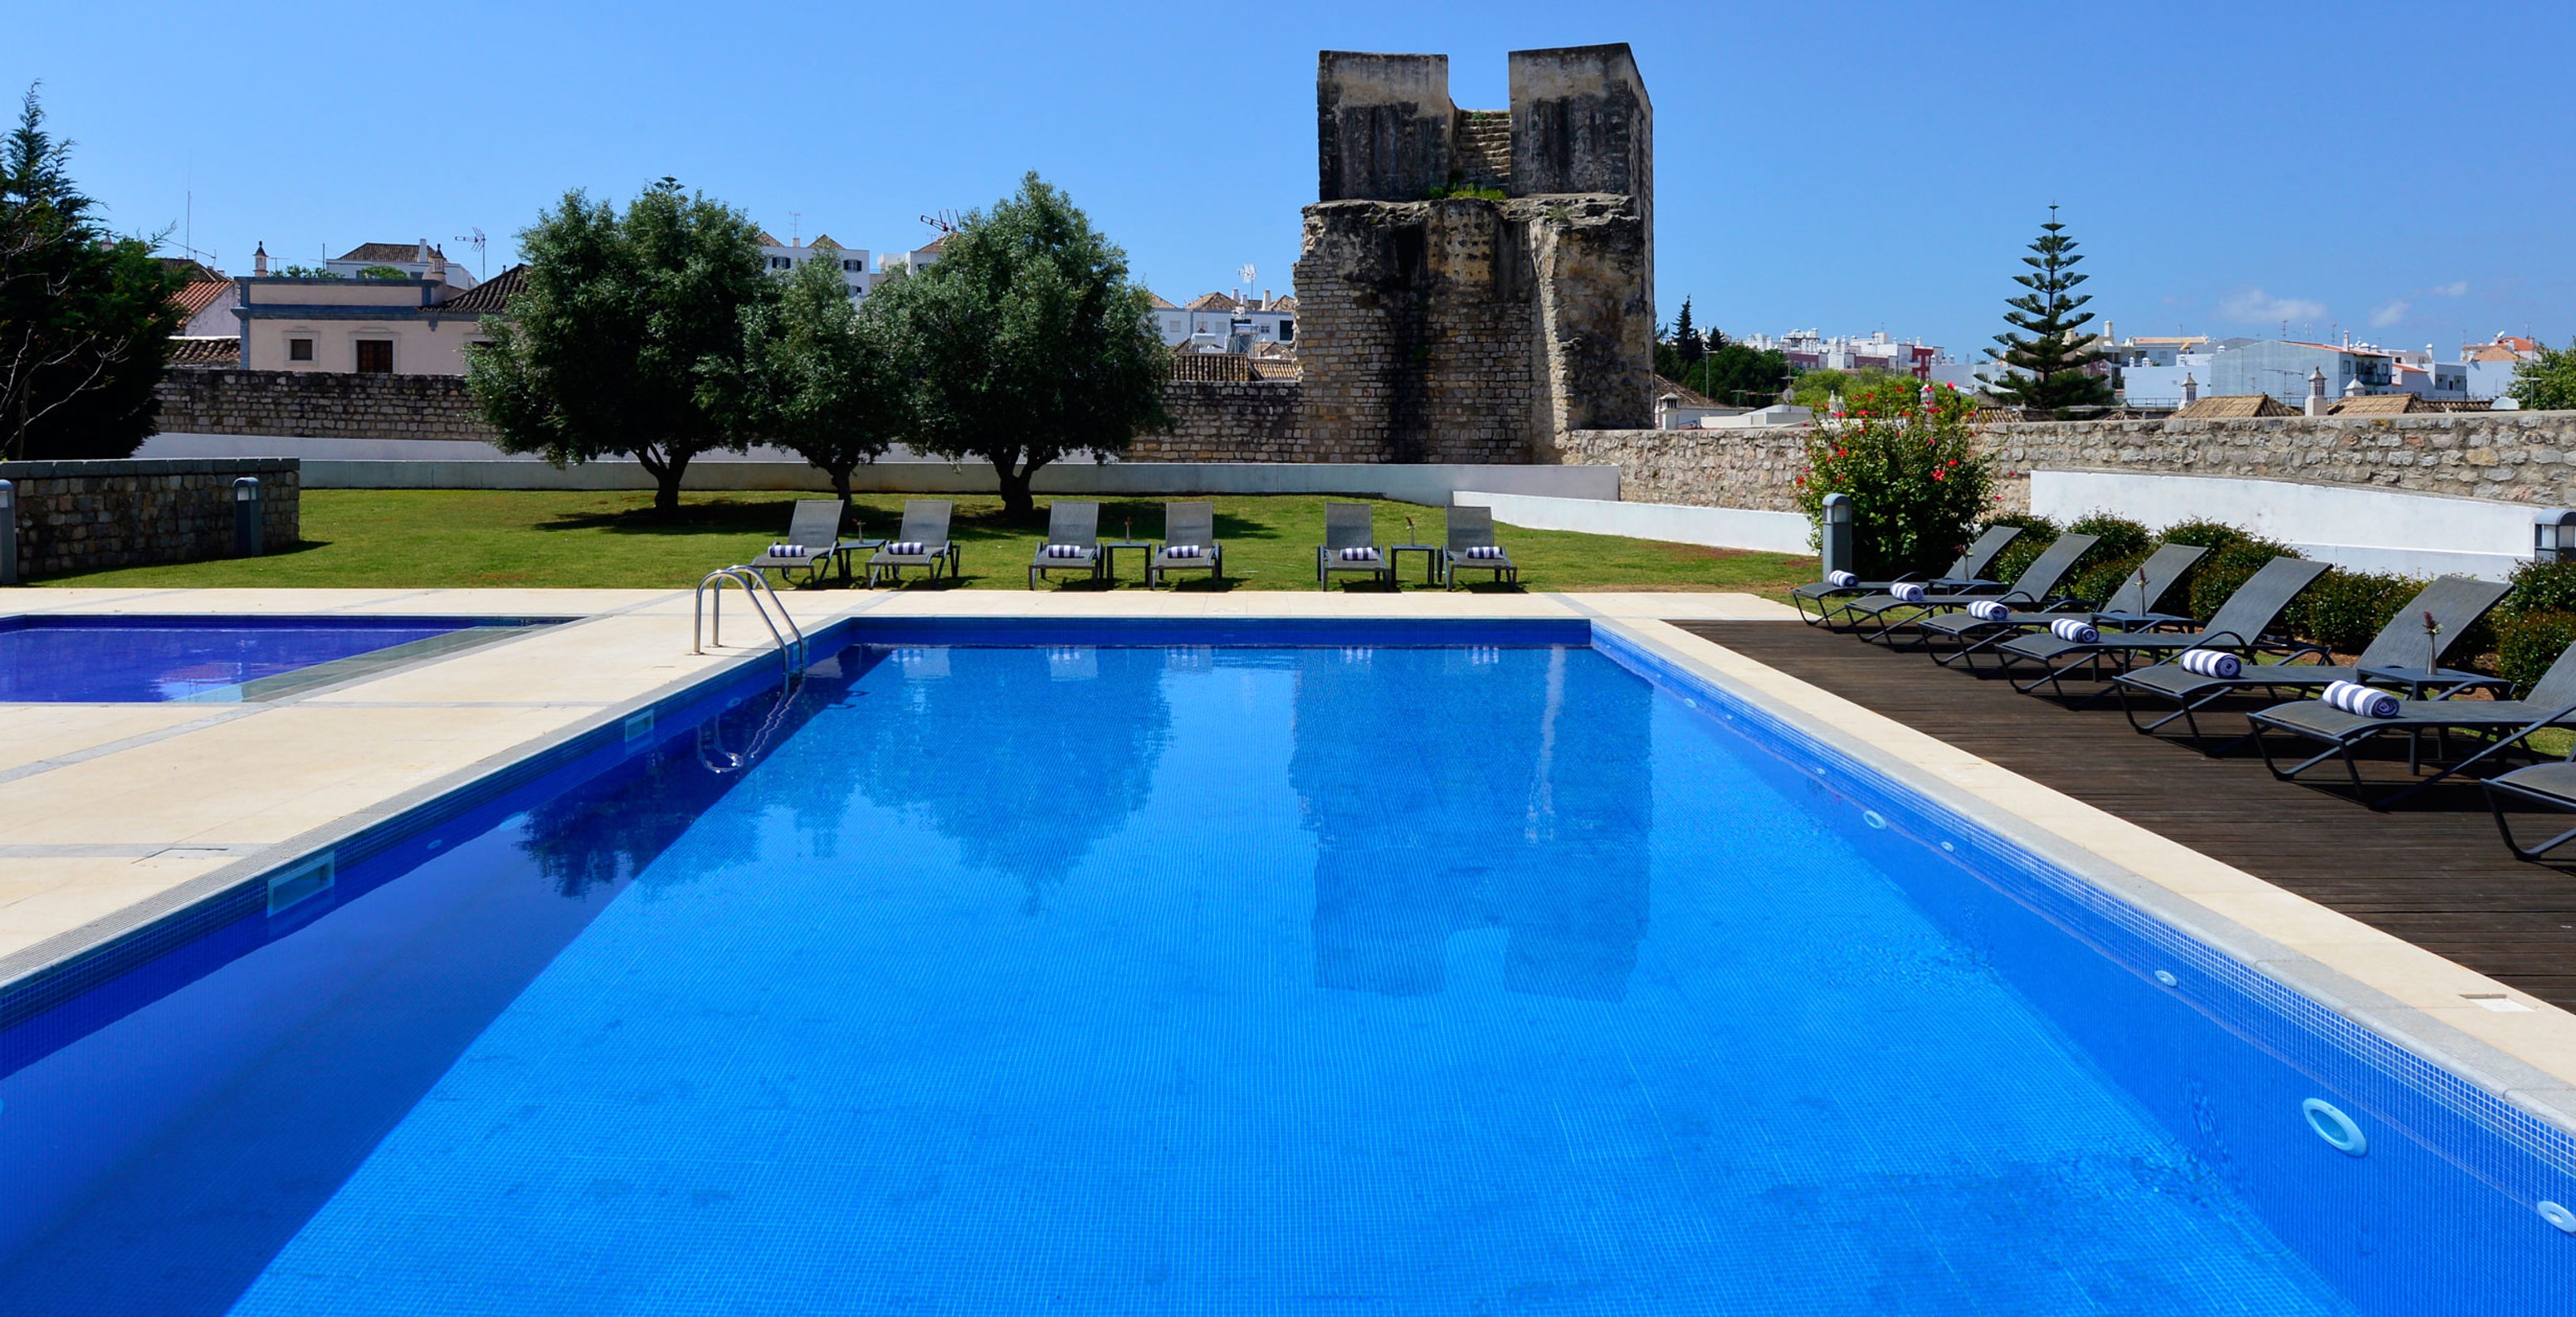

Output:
xmin=1993 ymin=557 xmax=2332 ymax=699
xmin=2115 ymin=574 xmax=2511 ymax=742
xmin=1835 ymin=533 xmax=2099 ymax=639
xmin=1912 ymin=543 xmax=2208 ymax=668
xmin=749 ymin=499 xmax=875 ymax=587
xmin=2483 ymin=760 xmax=2576 ymax=860
xmin=2252 ymin=641 xmax=2576 ymax=808
xmin=1027 ymin=500 xmax=1103 ymax=588
xmin=1149 ymin=500 xmax=1222 ymax=588
xmin=866 ymin=499 xmax=959 ymax=587
xmin=1790 ymin=524 xmax=2022 ymax=624
xmin=1315 ymin=501 xmax=1393 ymax=591
xmin=1442 ymin=505 xmax=1518 ymax=590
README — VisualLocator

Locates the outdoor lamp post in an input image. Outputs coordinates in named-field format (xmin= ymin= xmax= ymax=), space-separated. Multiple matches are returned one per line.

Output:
xmin=0 ymin=478 xmax=17 ymax=586
xmin=2536 ymin=510 xmax=2576 ymax=563
xmin=1820 ymin=493 xmax=1855 ymax=581
xmin=232 ymin=477 xmax=264 ymax=558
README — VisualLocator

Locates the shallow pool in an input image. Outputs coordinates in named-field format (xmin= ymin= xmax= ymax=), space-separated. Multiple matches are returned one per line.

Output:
xmin=0 ymin=615 xmax=546 ymax=702
xmin=2 ymin=625 xmax=2568 ymax=1313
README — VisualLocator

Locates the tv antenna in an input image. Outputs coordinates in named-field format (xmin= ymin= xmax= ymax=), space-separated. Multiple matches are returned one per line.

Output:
xmin=920 ymin=210 xmax=961 ymax=235
xmin=1239 ymin=263 xmax=1256 ymax=292
xmin=789 ymin=211 xmax=802 ymax=246
xmin=453 ymin=227 xmax=487 ymax=279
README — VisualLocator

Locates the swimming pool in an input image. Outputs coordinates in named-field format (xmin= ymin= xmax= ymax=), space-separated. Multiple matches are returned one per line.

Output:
xmin=0 ymin=614 xmax=557 ymax=702
xmin=1 ymin=619 xmax=2569 ymax=1313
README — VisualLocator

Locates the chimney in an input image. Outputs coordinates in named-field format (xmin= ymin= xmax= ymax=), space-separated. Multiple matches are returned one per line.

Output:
xmin=2181 ymin=373 xmax=2198 ymax=406
xmin=1263 ymin=288 xmax=1273 ymax=310
xmin=1656 ymin=393 xmax=1680 ymax=430
xmin=252 ymin=241 xmax=267 ymax=276
xmin=427 ymin=242 xmax=447 ymax=288
xmin=2305 ymin=366 xmax=2329 ymax=416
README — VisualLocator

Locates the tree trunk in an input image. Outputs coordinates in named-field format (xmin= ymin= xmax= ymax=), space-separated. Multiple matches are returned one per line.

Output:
xmin=642 ymin=451 xmax=690 ymax=517
xmin=993 ymin=455 xmax=1041 ymax=520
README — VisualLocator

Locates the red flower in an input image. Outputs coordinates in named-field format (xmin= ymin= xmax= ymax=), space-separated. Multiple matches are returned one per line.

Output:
xmin=1932 ymin=469 xmax=1945 ymax=481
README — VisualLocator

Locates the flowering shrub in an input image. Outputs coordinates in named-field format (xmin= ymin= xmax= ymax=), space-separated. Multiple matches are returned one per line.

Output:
xmin=1793 ymin=376 xmax=1994 ymax=578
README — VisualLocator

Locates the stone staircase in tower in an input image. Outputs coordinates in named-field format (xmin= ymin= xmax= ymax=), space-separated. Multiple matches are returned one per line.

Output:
xmin=1451 ymin=110 xmax=1513 ymax=193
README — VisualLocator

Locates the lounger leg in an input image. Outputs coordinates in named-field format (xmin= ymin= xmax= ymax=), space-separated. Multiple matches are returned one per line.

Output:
xmin=2486 ymin=785 xmax=2576 ymax=861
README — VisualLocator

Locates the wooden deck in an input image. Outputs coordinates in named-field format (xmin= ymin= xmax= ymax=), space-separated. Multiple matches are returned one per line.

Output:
xmin=1676 ymin=620 xmax=2576 ymax=1009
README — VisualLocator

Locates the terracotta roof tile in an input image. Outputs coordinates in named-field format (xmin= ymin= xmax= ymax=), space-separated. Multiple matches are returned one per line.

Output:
xmin=169 ymin=278 xmax=232 ymax=319
xmin=434 ymin=263 xmax=526 ymax=315
xmin=2173 ymin=393 xmax=2297 ymax=418
xmin=167 ymin=336 xmax=238 ymax=368
xmin=337 ymin=241 xmax=443 ymax=263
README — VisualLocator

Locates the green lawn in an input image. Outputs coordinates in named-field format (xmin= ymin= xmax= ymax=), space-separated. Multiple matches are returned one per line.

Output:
xmin=32 ymin=490 xmax=1814 ymax=595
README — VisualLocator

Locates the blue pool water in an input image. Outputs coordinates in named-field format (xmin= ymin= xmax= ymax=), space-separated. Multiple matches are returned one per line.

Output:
xmin=2 ymin=628 xmax=2569 ymax=1313
xmin=0 ymin=615 xmax=520 ymax=702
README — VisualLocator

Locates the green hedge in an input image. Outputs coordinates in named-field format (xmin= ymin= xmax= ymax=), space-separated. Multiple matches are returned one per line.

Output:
xmin=2496 ymin=611 xmax=2576 ymax=695
xmin=1976 ymin=514 xmax=2058 ymax=588
xmin=2184 ymin=538 xmax=2305 ymax=622
xmin=2287 ymin=569 xmax=2426 ymax=657
xmin=2065 ymin=511 xmax=2152 ymax=562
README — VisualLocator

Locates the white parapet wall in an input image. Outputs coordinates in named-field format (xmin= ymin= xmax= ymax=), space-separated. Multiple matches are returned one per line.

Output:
xmin=1451 ymin=490 xmax=1812 ymax=554
xmin=2033 ymin=470 xmax=2544 ymax=580
xmin=284 ymin=455 xmax=1619 ymax=505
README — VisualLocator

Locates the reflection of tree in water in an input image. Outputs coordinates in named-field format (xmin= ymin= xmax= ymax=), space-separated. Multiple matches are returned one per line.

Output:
xmin=1290 ymin=646 xmax=1652 ymax=1002
xmin=515 ymin=664 xmax=866 ymax=898
xmin=843 ymin=645 xmax=1172 ymax=911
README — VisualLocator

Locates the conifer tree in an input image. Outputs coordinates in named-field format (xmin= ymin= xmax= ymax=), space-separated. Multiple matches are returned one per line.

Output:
xmin=1984 ymin=206 xmax=2113 ymax=417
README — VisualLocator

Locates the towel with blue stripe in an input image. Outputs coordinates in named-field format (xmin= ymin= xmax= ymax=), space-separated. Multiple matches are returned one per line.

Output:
xmin=1463 ymin=545 xmax=1505 ymax=560
xmin=765 ymin=543 xmax=809 ymax=559
xmin=2321 ymin=680 xmax=2401 ymax=719
xmin=1338 ymin=547 xmax=1381 ymax=561
xmin=2050 ymin=618 xmax=2099 ymax=644
xmin=886 ymin=540 xmax=925 ymax=555
xmin=1891 ymin=583 xmax=1927 ymax=602
xmin=1827 ymin=569 xmax=1857 ymax=587
xmin=1164 ymin=544 xmax=1204 ymax=559
xmin=1043 ymin=544 xmax=1089 ymax=559
xmin=2177 ymin=649 xmax=2242 ymax=679
xmin=1966 ymin=600 xmax=2010 ymax=622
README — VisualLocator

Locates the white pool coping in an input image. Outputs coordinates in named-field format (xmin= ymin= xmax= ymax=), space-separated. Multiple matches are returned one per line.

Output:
xmin=4 ymin=584 xmax=2574 ymax=1143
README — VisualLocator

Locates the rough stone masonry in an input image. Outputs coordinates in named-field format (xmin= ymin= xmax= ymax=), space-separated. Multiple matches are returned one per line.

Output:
xmin=1293 ymin=46 xmax=1656 ymax=466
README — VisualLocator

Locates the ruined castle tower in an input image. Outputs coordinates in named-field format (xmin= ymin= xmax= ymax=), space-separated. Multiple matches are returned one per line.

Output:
xmin=1293 ymin=45 xmax=1654 ymax=463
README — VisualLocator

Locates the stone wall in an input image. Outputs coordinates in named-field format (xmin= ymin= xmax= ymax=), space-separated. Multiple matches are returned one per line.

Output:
xmin=0 ymin=457 xmax=300 ymax=578
xmin=156 ymin=368 xmax=495 ymax=441
xmin=1556 ymin=410 xmax=2576 ymax=517
xmin=1128 ymin=379 xmax=1320 ymax=461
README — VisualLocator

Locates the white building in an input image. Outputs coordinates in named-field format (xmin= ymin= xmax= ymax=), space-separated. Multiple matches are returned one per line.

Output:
xmin=1740 ymin=329 xmax=1939 ymax=378
xmin=878 ymin=233 xmax=950 ymax=279
xmin=321 ymin=241 xmax=479 ymax=290
xmin=757 ymin=232 xmax=872 ymax=300
xmin=1164 ymin=290 xmax=1295 ymax=351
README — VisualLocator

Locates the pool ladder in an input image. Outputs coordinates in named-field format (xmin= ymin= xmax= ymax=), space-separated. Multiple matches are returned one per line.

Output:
xmin=692 ymin=567 xmax=807 ymax=678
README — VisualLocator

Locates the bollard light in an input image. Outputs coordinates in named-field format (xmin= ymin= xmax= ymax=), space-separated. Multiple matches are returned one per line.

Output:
xmin=2538 ymin=510 xmax=2576 ymax=563
xmin=232 ymin=476 xmax=264 ymax=558
xmin=1820 ymin=493 xmax=1856 ymax=582
xmin=0 ymin=478 xmax=17 ymax=586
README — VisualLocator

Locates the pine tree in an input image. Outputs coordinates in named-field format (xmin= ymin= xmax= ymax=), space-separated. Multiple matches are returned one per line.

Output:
xmin=1985 ymin=206 xmax=2113 ymax=417
xmin=1672 ymin=296 xmax=1705 ymax=373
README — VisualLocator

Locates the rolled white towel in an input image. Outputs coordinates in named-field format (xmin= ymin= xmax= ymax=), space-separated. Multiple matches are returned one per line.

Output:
xmin=2050 ymin=617 xmax=2100 ymax=644
xmin=2177 ymin=648 xmax=2241 ymax=679
xmin=765 ymin=543 xmax=809 ymax=559
xmin=1827 ymin=569 xmax=1858 ymax=587
xmin=1163 ymin=544 xmax=1205 ymax=559
xmin=1338 ymin=546 xmax=1381 ymax=561
xmin=1967 ymin=600 xmax=2010 ymax=622
xmin=886 ymin=540 xmax=925 ymax=555
xmin=1891 ymin=583 xmax=1927 ymax=602
xmin=1043 ymin=543 xmax=1088 ymax=559
xmin=1463 ymin=545 xmax=1505 ymax=560
xmin=2321 ymin=680 xmax=2401 ymax=719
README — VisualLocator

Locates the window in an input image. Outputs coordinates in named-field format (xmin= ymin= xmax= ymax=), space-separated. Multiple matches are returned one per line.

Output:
xmin=288 ymin=337 xmax=314 ymax=362
xmin=355 ymin=339 xmax=393 ymax=373
xmin=1278 ymin=319 xmax=1294 ymax=342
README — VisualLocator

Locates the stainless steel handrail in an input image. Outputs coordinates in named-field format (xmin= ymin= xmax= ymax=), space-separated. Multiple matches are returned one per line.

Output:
xmin=693 ymin=566 xmax=807 ymax=677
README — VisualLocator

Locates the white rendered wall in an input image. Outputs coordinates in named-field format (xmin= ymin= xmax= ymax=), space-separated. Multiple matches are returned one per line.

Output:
xmin=1451 ymin=491 xmax=1812 ymax=554
xmin=2032 ymin=470 xmax=2541 ymax=580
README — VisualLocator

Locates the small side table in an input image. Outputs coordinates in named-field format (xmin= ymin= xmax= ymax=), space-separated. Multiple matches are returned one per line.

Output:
xmin=2359 ymin=664 xmax=2515 ymax=773
xmin=1387 ymin=544 xmax=1442 ymax=587
xmin=1099 ymin=541 xmax=1151 ymax=584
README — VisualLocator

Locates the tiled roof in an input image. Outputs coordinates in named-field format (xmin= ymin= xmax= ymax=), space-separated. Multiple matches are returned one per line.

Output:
xmin=338 ymin=241 xmax=443 ymax=263
xmin=170 ymin=278 xmax=232 ymax=320
xmin=2325 ymin=393 xmax=2424 ymax=416
xmin=1144 ymin=291 xmax=1178 ymax=310
xmin=1266 ymin=295 xmax=1296 ymax=312
xmin=2173 ymin=393 xmax=2297 ymax=418
xmin=167 ymin=336 xmax=239 ymax=368
xmin=1187 ymin=291 xmax=1242 ymax=311
xmin=433 ymin=263 xmax=526 ymax=315
xmin=1656 ymin=381 xmax=1725 ymax=408
xmin=156 ymin=256 xmax=218 ymax=281
xmin=755 ymin=232 xmax=783 ymax=247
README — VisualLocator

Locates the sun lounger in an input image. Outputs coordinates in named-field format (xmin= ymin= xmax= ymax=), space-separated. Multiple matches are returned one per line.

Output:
xmin=1911 ymin=543 xmax=2209 ymax=666
xmin=1149 ymin=500 xmax=1222 ymax=588
xmin=2482 ymin=762 xmax=2576 ymax=860
xmin=1316 ymin=501 xmax=1393 ymax=591
xmin=866 ymin=500 xmax=959 ymax=588
xmin=2251 ymin=642 xmax=2576 ymax=807
xmin=1993 ymin=557 xmax=2331 ymax=699
xmin=749 ymin=499 xmax=875 ymax=587
xmin=1442 ymin=505 xmax=1518 ymax=590
xmin=2115 ymin=574 xmax=2512 ymax=741
xmin=1789 ymin=524 xmax=2022 ymax=623
xmin=1834 ymin=533 xmax=2100 ymax=638
xmin=1027 ymin=500 xmax=1104 ymax=588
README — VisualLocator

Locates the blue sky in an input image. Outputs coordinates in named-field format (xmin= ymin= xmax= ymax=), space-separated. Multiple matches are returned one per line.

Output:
xmin=10 ymin=1 xmax=2569 ymax=359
